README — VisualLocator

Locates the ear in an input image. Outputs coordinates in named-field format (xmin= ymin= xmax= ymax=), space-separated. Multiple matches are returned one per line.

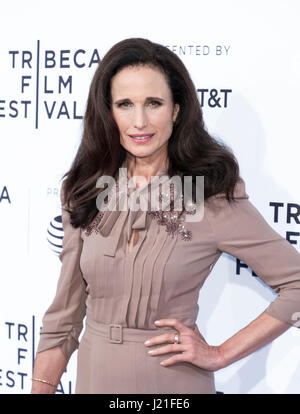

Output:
xmin=173 ymin=103 xmax=180 ymax=123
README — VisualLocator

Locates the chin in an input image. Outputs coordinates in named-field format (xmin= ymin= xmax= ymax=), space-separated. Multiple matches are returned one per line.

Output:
xmin=127 ymin=150 xmax=154 ymax=159
xmin=122 ymin=143 xmax=155 ymax=158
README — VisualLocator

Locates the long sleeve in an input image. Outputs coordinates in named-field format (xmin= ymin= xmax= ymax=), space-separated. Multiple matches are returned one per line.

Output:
xmin=36 ymin=183 xmax=87 ymax=362
xmin=205 ymin=177 xmax=300 ymax=329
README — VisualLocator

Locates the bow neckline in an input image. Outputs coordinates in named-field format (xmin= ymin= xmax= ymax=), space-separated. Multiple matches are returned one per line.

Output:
xmin=90 ymin=166 xmax=172 ymax=256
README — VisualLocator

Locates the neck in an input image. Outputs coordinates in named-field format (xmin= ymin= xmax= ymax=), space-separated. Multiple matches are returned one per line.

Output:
xmin=122 ymin=157 xmax=169 ymax=184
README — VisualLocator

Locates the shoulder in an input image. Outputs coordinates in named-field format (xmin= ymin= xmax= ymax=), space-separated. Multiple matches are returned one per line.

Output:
xmin=213 ymin=177 xmax=249 ymax=200
xmin=204 ymin=177 xmax=249 ymax=217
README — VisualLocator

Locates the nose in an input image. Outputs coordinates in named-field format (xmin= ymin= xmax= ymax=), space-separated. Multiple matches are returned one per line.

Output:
xmin=133 ymin=106 xmax=148 ymax=129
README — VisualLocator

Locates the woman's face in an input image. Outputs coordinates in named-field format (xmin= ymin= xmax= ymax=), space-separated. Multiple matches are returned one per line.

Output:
xmin=111 ymin=65 xmax=179 ymax=162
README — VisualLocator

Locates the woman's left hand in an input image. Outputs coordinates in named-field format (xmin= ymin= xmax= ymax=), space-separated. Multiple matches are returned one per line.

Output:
xmin=144 ymin=318 xmax=226 ymax=371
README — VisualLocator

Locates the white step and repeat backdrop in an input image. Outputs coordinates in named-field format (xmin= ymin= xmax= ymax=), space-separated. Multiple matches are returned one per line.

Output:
xmin=0 ymin=0 xmax=300 ymax=394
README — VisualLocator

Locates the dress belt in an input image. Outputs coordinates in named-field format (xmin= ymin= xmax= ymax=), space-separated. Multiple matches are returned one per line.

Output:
xmin=85 ymin=318 xmax=178 ymax=345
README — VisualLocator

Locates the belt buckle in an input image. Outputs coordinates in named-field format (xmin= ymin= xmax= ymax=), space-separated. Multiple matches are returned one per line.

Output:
xmin=108 ymin=324 xmax=123 ymax=344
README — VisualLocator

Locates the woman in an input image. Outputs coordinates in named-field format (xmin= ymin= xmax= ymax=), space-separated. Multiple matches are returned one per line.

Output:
xmin=31 ymin=38 xmax=300 ymax=394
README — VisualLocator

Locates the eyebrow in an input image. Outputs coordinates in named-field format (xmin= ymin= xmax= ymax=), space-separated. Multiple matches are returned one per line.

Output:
xmin=113 ymin=96 xmax=165 ymax=105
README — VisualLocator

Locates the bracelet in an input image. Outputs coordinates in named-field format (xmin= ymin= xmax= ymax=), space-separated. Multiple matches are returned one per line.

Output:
xmin=31 ymin=377 xmax=57 ymax=388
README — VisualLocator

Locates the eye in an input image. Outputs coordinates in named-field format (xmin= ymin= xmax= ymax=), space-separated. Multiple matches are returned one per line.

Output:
xmin=116 ymin=100 xmax=162 ymax=108
xmin=117 ymin=101 xmax=131 ymax=108
xmin=148 ymin=100 xmax=162 ymax=107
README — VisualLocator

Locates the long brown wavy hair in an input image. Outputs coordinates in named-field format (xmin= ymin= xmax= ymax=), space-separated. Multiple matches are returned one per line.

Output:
xmin=61 ymin=37 xmax=240 ymax=229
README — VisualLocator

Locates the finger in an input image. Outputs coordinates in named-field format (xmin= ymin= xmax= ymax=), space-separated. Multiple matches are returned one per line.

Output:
xmin=147 ymin=344 xmax=185 ymax=356
xmin=144 ymin=332 xmax=178 ymax=347
xmin=193 ymin=324 xmax=208 ymax=343
xmin=160 ymin=353 xmax=186 ymax=367
xmin=154 ymin=318 xmax=191 ymax=334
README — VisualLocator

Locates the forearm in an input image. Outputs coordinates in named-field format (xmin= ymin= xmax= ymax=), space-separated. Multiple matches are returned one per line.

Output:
xmin=218 ymin=310 xmax=291 ymax=369
xmin=31 ymin=346 xmax=67 ymax=394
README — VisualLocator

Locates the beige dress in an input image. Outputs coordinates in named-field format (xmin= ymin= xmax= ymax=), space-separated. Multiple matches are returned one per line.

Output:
xmin=37 ymin=169 xmax=300 ymax=394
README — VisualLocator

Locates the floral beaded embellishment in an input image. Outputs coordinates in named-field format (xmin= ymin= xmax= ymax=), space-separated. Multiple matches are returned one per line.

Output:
xmin=147 ymin=189 xmax=196 ymax=242
xmin=85 ymin=211 xmax=105 ymax=236
xmin=84 ymin=180 xmax=197 ymax=241
xmin=147 ymin=210 xmax=193 ymax=241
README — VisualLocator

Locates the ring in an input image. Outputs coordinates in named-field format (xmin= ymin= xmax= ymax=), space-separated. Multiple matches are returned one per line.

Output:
xmin=173 ymin=333 xmax=180 ymax=344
